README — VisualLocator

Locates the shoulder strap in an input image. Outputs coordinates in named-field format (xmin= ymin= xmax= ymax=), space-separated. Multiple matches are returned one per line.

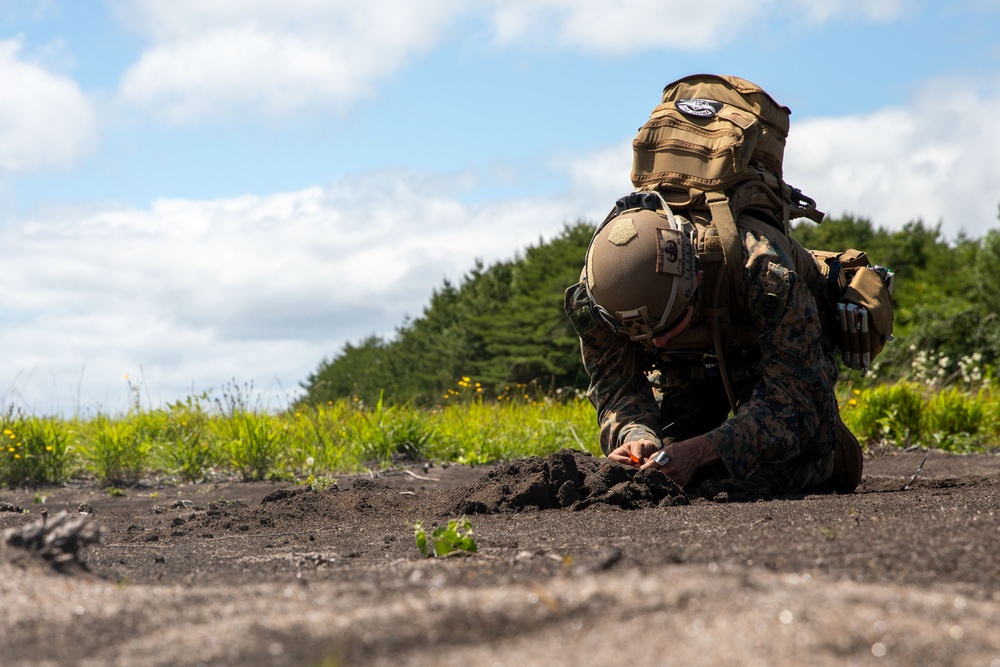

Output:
xmin=705 ymin=191 xmax=745 ymax=301
xmin=703 ymin=189 xmax=796 ymax=416
xmin=705 ymin=189 xmax=796 ymax=297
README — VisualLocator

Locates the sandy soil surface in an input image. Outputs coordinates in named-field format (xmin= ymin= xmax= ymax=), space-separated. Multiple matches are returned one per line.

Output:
xmin=2 ymin=448 xmax=1000 ymax=667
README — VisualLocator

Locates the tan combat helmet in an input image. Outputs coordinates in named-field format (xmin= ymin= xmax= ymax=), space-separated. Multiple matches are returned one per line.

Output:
xmin=585 ymin=196 xmax=699 ymax=341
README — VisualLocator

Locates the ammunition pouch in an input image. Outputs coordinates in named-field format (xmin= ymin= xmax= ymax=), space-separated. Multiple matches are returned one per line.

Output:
xmin=811 ymin=249 xmax=894 ymax=372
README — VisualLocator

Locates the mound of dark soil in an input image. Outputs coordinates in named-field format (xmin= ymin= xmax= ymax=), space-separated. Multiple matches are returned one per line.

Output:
xmin=453 ymin=448 xmax=689 ymax=513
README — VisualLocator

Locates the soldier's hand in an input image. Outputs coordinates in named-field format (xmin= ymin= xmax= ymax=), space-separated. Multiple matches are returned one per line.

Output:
xmin=640 ymin=435 xmax=721 ymax=487
xmin=607 ymin=440 xmax=662 ymax=468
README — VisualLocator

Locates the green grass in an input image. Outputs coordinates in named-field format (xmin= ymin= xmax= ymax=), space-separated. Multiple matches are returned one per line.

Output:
xmin=840 ymin=382 xmax=1000 ymax=451
xmin=1 ymin=378 xmax=998 ymax=487
xmin=0 ymin=411 xmax=72 ymax=486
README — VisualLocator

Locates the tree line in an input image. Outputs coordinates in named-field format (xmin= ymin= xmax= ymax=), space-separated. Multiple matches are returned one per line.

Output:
xmin=300 ymin=212 xmax=1000 ymax=406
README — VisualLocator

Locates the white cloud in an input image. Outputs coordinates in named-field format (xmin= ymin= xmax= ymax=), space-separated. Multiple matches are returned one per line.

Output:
xmin=552 ymin=141 xmax=633 ymax=213
xmin=114 ymin=0 xmax=464 ymax=123
xmin=0 ymin=154 xmax=617 ymax=415
xmin=0 ymin=39 xmax=96 ymax=172
xmin=788 ymin=0 xmax=904 ymax=24
xmin=484 ymin=0 xmax=904 ymax=55
xmin=784 ymin=76 xmax=1000 ymax=238
xmin=0 ymin=0 xmax=57 ymax=22
xmin=111 ymin=0 xmax=913 ymax=123
xmin=487 ymin=0 xmax=763 ymax=54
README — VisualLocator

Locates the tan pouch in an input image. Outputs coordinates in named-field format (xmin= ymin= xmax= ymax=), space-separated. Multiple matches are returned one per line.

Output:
xmin=842 ymin=266 xmax=894 ymax=360
xmin=632 ymin=103 xmax=762 ymax=191
xmin=809 ymin=249 xmax=893 ymax=369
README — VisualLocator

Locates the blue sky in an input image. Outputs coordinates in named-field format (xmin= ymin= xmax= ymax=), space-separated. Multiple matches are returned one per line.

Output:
xmin=1 ymin=0 xmax=998 ymax=415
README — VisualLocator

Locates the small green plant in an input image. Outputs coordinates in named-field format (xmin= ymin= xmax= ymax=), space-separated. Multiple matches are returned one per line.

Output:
xmin=108 ymin=487 xmax=126 ymax=497
xmin=413 ymin=518 xmax=478 ymax=558
xmin=305 ymin=475 xmax=338 ymax=492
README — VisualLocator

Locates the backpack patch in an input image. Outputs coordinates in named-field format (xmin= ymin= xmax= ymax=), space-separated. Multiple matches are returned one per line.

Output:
xmin=675 ymin=98 xmax=723 ymax=118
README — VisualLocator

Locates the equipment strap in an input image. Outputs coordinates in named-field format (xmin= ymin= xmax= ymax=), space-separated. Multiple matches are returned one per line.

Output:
xmin=705 ymin=191 xmax=745 ymax=302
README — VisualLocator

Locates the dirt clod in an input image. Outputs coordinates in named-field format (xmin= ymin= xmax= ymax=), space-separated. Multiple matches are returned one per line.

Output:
xmin=453 ymin=448 xmax=688 ymax=513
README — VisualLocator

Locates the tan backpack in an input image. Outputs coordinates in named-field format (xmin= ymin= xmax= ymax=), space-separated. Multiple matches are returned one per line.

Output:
xmin=630 ymin=74 xmax=824 ymax=301
xmin=628 ymin=74 xmax=892 ymax=380
xmin=632 ymin=73 xmax=791 ymax=193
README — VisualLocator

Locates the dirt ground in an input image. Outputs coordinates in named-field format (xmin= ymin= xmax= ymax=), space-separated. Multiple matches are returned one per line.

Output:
xmin=3 ymin=448 xmax=1000 ymax=667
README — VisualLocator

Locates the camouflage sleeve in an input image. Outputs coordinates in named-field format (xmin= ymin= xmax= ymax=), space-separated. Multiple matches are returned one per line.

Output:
xmin=705 ymin=228 xmax=837 ymax=481
xmin=564 ymin=281 xmax=661 ymax=455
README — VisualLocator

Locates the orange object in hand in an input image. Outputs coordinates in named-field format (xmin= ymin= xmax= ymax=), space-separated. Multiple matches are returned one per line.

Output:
xmin=629 ymin=452 xmax=641 ymax=464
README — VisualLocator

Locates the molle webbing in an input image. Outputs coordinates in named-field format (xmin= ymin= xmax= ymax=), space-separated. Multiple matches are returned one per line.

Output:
xmin=632 ymin=74 xmax=790 ymax=193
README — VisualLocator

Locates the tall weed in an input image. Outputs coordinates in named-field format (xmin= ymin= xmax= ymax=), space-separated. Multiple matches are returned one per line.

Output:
xmin=284 ymin=402 xmax=359 ymax=475
xmin=924 ymin=387 xmax=986 ymax=451
xmin=222 ymin=411 xmax=285 ymax=481
xmin=154 ymin=397 xmax=216 ymax=482
xmin=345 ymin=393 xmax=434 ymax=465
xmin=79 ymin=416 xmax=151 ymax=486
xmin=841 ymin=382 xmax=925 ymax=446
xmin=0 ymin=412 xmax=72 ymax=486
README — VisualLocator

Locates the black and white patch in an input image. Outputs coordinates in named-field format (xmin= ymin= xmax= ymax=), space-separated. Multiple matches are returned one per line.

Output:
xmin=675 ymin=98 xmax=724 ymax=118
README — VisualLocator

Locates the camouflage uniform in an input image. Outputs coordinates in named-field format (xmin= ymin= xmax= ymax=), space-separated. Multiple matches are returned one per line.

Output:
xmin=565 ymin=213 xmax=838 ymax=494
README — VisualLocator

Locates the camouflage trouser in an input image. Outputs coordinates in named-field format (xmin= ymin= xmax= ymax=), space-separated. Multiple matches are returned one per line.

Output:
xmin=654 ymin=373 xmax=835 ymax=494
